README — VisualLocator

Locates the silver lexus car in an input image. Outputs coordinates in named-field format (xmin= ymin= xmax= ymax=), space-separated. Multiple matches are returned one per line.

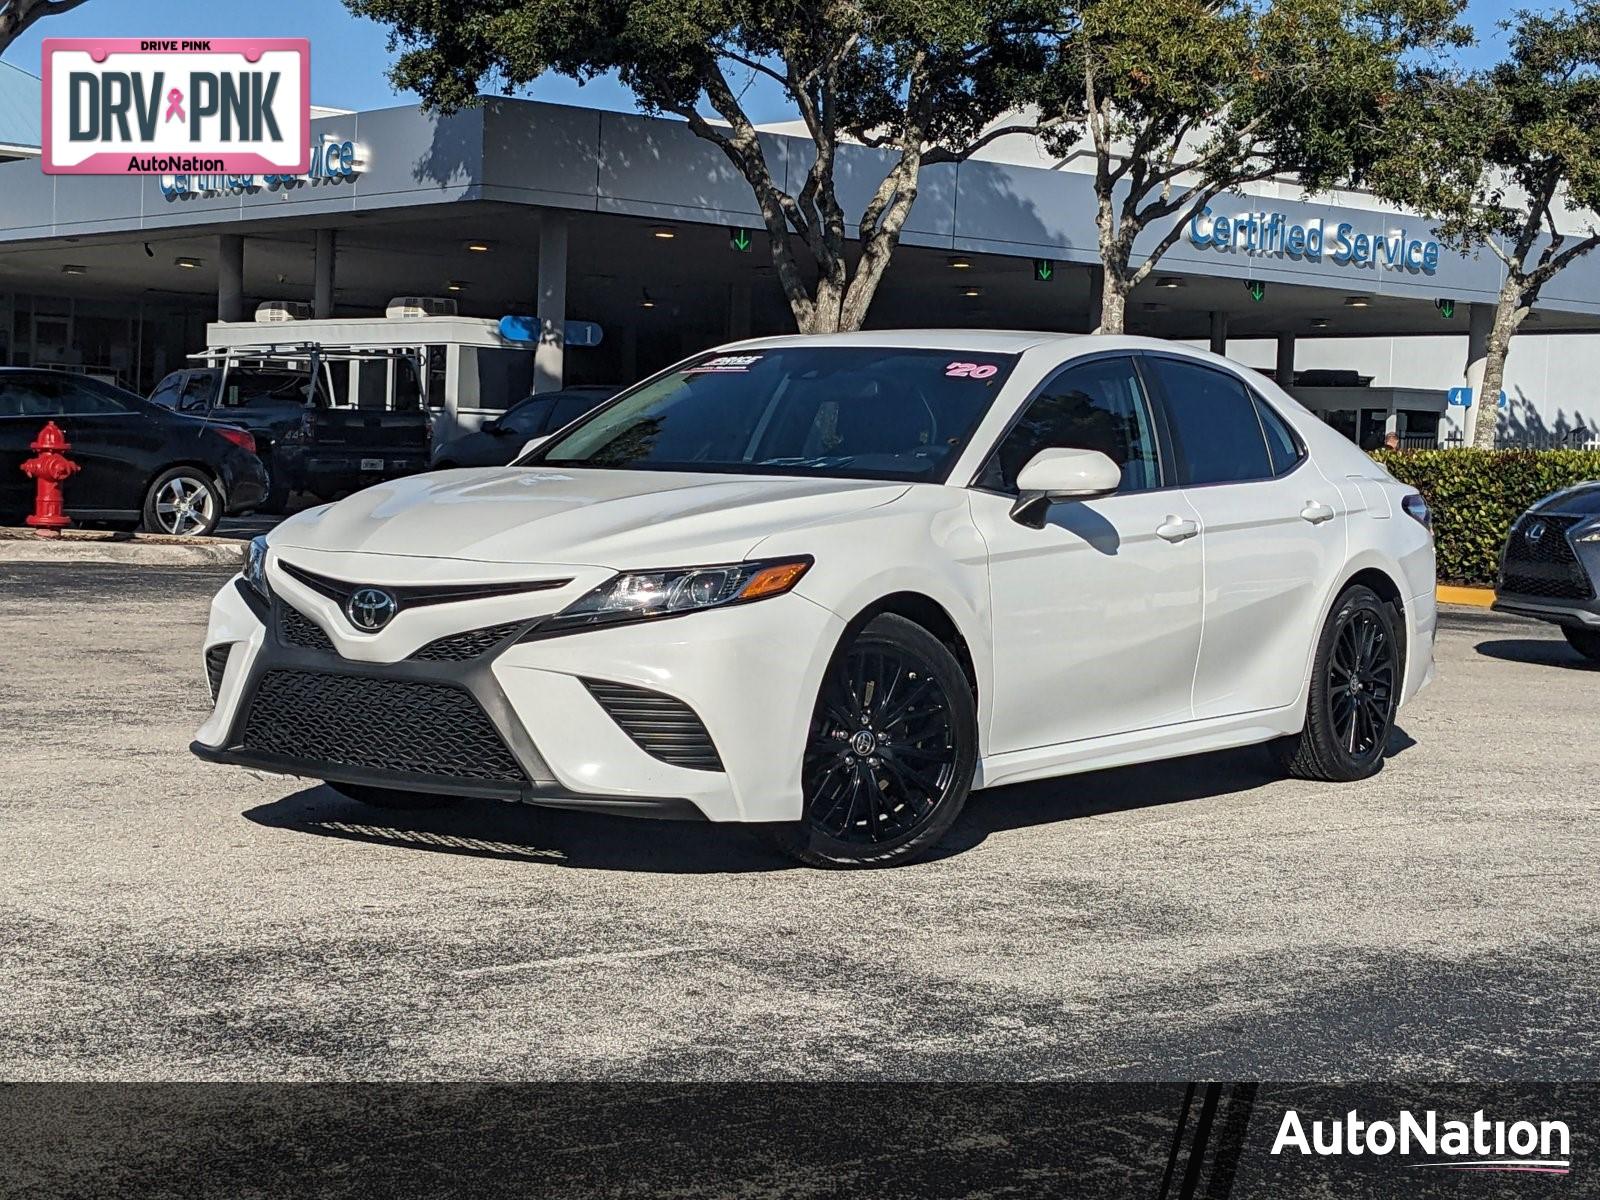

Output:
xmin=1494 ymin=480 xmax=1600 ymax=662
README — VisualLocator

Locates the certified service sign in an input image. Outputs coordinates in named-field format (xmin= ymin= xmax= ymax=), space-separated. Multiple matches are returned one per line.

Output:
xmin=42 ymin=39 xmax=310 ymax=175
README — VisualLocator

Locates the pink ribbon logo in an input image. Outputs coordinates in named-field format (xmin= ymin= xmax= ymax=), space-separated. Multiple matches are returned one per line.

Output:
xmin=164 ymin=88 xmax=185 ymax=123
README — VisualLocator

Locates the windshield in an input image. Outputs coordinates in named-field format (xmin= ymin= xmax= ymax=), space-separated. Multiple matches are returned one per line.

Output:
xmin=533 ymin=347 xmax=1019 ymax=482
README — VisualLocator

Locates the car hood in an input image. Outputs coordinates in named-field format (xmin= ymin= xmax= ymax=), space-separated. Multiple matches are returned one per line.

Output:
xmin=269 ymin=467 xmax=910 ymax=565
xmin=1533 ymin=481 xmax=1600 ymax=518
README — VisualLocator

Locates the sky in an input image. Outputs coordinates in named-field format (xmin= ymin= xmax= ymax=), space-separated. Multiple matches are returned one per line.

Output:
xmin=0 ymin=0 xmax=1543 ymax=120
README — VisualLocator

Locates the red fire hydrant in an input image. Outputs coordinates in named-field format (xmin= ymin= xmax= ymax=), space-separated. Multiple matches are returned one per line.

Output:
xmin=21 ymin=421 xmax=80 ymax=536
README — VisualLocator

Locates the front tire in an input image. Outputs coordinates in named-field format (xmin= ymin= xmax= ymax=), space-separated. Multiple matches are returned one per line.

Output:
xmin=1275 ymin=584 xmax=1400 ymax=782
xmin=767 ymin=614 xmax=978 ymax=868
xmin=142 ymin=467 xmax=223 ymax=537
xmin=1563 ymin=626 xmax=1600 ymax=663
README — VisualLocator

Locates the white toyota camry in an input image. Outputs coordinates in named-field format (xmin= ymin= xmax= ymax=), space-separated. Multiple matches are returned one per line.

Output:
xmin=193 ymin=332 xmax=1436 ymax=867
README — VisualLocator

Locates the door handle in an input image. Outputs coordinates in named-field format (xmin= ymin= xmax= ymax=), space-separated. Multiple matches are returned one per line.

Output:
xmin=1300 ymin=500 xmax=1336 ymax=524
xmin=1156 ymin=516 xmax=1199 ymax=543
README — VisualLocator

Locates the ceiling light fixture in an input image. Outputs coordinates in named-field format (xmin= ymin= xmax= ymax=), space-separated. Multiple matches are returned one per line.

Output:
xmin=640 ymin=289 xmax=656 ymax=309
xmin=1157 ymin=277 xmax=1184 ymax=289
xmin=445 ymin=280 xmax=467 ymax=292
xmin=961 ymin=286 xmax=984 ymax=298
xmin=174 ymin=257 xmax=202 ymax=269
xmin=1344 ymin=296 xmax=1370 ymax=308
xmin=1310 ymin=318 xmax=1330 ymax=329
xmin=465 ymin=241 xmax=491 ymax=253
xmin=948 ymin=256 xmax=972 ymax=270
xmin=651 ymin=226 xmax=676 ymax=240
xmin=61 ymin=264 xmax=87 ymax=275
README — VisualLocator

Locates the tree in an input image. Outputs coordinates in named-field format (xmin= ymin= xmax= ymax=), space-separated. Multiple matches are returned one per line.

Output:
xmin=348 ymin=0 xmax=1051 ymax=333
xmin=0 ymin=0 xmax=88 ymax=55
xmin=1034 ymin=0 xmax=1466 ymax=334
xmin=1371 ymin=4 xmax=1600 ymax=448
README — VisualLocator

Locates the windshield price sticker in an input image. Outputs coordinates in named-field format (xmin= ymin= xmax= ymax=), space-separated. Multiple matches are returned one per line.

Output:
xmin=686 ymin=354 xmax=764 ymax=375
xmin=945 ymin=361 xmax=1000 ymax=379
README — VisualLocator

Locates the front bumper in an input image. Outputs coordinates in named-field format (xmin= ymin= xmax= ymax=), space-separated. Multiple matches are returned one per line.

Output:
xmin=192 ymin=556 xmax=845 ymax=823
xmin=1495 ymin=516 xmax=1600 ymax=627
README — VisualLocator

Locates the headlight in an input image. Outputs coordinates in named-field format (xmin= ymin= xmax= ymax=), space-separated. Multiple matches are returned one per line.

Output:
xmin=1577 ymin=519 xmax=1600 ymax=543
xmin=244 ymin=535 xmax=270 ymax=597
xmin=537 ymin=557 xmax=812 ymax=634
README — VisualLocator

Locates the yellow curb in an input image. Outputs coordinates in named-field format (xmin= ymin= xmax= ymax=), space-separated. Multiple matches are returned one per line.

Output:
xmin=1437 ymin=584 xmax=1496 ymax=608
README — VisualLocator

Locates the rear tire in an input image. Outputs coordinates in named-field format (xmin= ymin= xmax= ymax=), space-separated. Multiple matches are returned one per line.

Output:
xmin=766 ymin=614 xmax=978 ymax=868
xmin=326 ymin=782 xmax=458 ymax=811
xmin=1275 ymin=584 xmax=1401 ymax=782
xmin=1563 ymin=626 xmax=1600 ymax=663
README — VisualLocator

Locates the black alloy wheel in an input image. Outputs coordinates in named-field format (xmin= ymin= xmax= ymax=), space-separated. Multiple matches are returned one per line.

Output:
xmin=1276 ymin=584 xmax=1401 ymax=782
xmin=768 ymin=613 xmax=977 ymax=868
xmin=1327 ymin=606 xmax=1397 ymax=760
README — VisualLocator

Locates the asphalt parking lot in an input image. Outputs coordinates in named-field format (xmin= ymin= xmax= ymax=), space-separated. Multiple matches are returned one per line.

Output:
xmin=2 ymin=561 xmax=1597 ymax=1081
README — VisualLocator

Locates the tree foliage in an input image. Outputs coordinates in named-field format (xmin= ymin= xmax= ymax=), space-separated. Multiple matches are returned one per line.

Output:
xmin=1034 ymin=0 xmax=1467 ymax=332
xmin=1370 ymin=3 xmax=1600 ymax=447
xmin=0 ymin=0 xmax=88 ymax=56
xmin=349 ymin=0 xmax=1052 ymax=332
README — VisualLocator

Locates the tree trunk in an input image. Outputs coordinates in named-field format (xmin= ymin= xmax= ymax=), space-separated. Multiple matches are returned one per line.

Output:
xmin=1098 ymin=278 xmax=1129 ymax=335
xmin=1471 ymin=280 xmax=1525 ymax=450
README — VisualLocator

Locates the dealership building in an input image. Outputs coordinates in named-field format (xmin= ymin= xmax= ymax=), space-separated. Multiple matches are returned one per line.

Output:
xmin=3 ymin=56 xmax=1600 ymax=447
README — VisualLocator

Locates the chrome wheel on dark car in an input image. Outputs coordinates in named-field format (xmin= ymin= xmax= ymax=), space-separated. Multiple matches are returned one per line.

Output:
xmin=769 ymin=614 xmax=977 ymax=867
xmin=142 ymin=467 xmax=222 ymax=537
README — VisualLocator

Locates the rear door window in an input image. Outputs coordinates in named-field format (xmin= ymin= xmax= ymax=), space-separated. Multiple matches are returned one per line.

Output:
xmin=1144 ymin=357 xmax=1273 ymax=486
xmin=1253 ymin=395 xmax=1305 ymax=476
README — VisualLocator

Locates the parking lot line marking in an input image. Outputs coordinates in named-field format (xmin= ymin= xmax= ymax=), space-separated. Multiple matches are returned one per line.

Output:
xmin=453 ymin=945 xmax=706 ymax=977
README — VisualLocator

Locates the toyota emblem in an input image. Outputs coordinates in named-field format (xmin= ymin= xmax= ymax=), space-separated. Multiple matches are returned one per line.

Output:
xmin=345 ymin=587 xmax=398 ymax=632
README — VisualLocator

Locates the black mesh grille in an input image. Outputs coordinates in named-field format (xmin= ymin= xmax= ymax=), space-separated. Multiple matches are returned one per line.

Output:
xmin=410 ymin=621 xmax=526 ymax=662
xmin=278 ymin=602 xmax=336 ymax=652
xmin=239 ymin=669 xmax=526 ymax=783
xmin=583 ymin=679 xmax=723 ymax=771
xmin=1500 ymin=516 xmax=1594 ymax=601
xmin=205 ymin=644 xmax=231 ymax=701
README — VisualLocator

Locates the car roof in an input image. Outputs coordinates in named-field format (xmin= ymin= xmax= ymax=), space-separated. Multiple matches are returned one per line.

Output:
xmin=720 ymin=329 xmax=1082 ymax=354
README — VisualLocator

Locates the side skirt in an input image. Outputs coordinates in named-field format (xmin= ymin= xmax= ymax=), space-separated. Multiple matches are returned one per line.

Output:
xmin=973 ymin=706 xmax=1303 ymax=792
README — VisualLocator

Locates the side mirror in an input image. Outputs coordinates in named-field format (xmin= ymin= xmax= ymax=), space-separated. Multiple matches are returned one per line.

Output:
xmin=1010 ymin=447 xmax=1121 ymax=527
xmin=517 ymin=435 xmax=551 ymax=461
xmin=483 ymin=416 xmax=503 ymax=434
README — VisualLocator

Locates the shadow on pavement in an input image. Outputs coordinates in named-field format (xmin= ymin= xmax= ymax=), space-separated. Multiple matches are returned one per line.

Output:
xmin=243 ymin=729 xmax=1412 ymax=872
xmin=243 ymin=785 xmax=789 ymax=874
xmin=1475 ymin=637 xmax=1599 ymax=671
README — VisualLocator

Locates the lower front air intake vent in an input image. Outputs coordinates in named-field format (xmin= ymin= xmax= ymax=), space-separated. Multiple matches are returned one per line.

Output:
xmin=582 ymin=679 xmax=724 ymax=772
xmin=204 ymin=644 xmax=232 ymax=701
xmin=239 ymin=669 xmax=526 ymax=783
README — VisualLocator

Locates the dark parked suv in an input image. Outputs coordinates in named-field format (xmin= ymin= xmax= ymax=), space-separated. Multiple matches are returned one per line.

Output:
xmin=429 ymin=385 xmax=616 ymax=469
xmin=0 ymin=369 xmax=266 ymax=536
xmin=1494 ymin=480 xmax=1600 ymax=662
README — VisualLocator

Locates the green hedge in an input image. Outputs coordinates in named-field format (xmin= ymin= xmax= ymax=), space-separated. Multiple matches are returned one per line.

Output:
xmin=1371 ymin=449 xmax=1600 ymax=585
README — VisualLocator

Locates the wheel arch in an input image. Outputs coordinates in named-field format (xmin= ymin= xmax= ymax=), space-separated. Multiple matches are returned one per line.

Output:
xmin=142 ymin=459 xmax=225 ymax=499
xmin=840 ymin=590 xmax=981 ymax=710
xmin=1316 ymin=562 xmax=1409 ymax=697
